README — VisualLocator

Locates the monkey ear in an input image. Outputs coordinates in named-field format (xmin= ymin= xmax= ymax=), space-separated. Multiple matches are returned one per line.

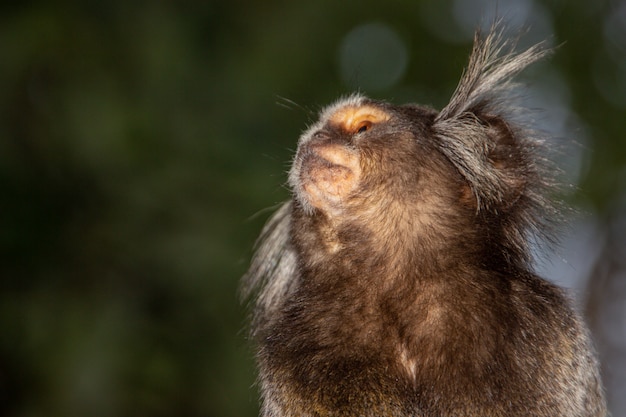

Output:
xmin=433 ymin=110 xmax=514 ymax=210
xmin=479 ymin=114 xmax=531 ymax=207
xmin=432 ymin=25 xmax=550 ymax=210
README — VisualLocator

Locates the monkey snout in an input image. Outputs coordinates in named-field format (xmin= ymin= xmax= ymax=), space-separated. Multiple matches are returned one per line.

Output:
xmin=298 ymin=143 xmax=361 ymax=211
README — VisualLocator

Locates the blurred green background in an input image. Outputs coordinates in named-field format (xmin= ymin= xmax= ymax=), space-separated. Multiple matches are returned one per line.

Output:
xmin=1 ymin=1 xmax=625 ymax=416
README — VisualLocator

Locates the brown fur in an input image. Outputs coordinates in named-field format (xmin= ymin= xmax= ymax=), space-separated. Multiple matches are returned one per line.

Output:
xmin=242 ymin=27 xmax=607 ymax=417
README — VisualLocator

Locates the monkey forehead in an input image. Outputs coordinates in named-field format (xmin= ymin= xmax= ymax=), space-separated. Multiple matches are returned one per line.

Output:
xmin=328 ymin=105 xmax=392 ymax=132
xmin=314 ymin=94 xmax=392 ymax=134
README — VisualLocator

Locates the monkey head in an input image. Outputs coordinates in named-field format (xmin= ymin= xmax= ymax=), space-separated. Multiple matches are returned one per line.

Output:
xmin=287 ymin=87 xmax=549 ymax=277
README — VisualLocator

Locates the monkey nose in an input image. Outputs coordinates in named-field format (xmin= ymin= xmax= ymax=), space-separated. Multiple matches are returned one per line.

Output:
xmin=309 ymin=143 xmax=359 ymax=172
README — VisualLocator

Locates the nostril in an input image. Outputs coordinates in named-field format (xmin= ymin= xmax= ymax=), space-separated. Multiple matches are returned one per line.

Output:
xmin=313 ymin=130 xmax=330 ymax=140
xmin=311 ymin=129 xmax=353 ymax=146
xmin=310 ymin=130 xmax=334 ymax=146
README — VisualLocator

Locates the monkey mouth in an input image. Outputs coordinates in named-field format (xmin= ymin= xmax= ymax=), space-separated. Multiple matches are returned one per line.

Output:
xmin=298 ymin=144 xmax=361 ymax=210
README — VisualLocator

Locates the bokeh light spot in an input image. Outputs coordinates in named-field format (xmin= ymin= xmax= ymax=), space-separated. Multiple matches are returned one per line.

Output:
xmin=338 ymin=22 xmax=408 ymax=92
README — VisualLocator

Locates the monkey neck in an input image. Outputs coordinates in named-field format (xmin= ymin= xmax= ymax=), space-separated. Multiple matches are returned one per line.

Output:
xmin=293 ymin=207 xmax=491 ymax=286
xmin=283 ymin=222 xmax=516 ymax=400
xmin=288 ymin=206 xmax=526 ymax=348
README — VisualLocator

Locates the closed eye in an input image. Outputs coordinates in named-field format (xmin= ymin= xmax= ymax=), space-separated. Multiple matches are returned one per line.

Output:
xmin=355 ymin=120 xmax=372 ymax=134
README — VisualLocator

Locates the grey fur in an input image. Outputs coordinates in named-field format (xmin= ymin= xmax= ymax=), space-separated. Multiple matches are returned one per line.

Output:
xmin=242 ymin=201 xmax=295 ymax=331
xmin=434 ymin=29 xmax=551 ymax=208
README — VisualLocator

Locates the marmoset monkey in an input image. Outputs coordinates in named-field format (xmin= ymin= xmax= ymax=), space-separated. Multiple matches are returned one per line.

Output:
xmin=242 ymin=26 xmax=607 ymax=417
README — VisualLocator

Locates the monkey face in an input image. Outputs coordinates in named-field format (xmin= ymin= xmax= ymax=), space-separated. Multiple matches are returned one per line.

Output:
xmin=289 ymin=94 xmax=445 ymax=221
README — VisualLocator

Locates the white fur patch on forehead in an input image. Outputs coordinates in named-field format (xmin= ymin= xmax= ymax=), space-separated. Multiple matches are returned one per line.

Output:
xmin=318 ymin=93 xmax=366 ymax=118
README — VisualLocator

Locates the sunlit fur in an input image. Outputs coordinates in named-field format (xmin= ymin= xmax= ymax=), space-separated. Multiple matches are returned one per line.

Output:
xmin=242 ymin=25 xmax=607 ymax=417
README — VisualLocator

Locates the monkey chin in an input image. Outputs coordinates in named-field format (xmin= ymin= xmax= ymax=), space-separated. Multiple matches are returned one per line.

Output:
xmin=298 ymin=142 xmax=361 ymax=214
